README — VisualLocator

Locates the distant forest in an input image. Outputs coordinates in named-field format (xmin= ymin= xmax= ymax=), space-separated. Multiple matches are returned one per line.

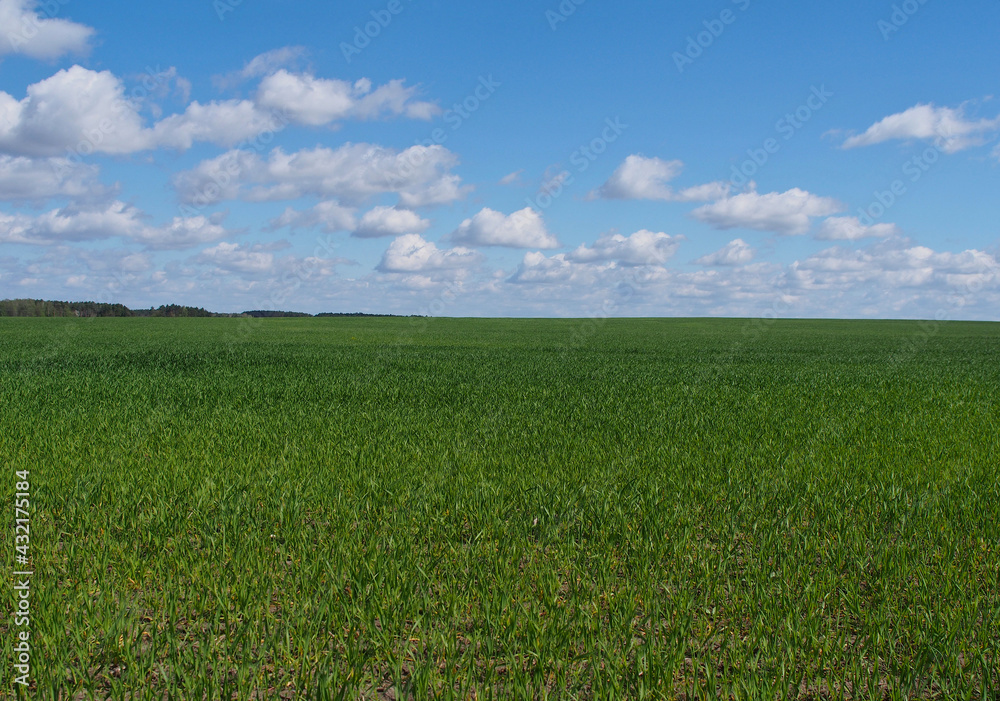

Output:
xmin=0 ymin=299 xmax=414 ymax=318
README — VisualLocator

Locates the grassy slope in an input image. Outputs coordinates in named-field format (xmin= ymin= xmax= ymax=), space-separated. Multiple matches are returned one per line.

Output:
xmin=1 ymin=317 xmax=998 ymax=698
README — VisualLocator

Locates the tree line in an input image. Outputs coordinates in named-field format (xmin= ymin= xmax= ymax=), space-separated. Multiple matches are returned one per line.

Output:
xmin=0 ymin=299 xmax=416 ymax=318
xmin=0 ymin=299 xmax=219 ymax=318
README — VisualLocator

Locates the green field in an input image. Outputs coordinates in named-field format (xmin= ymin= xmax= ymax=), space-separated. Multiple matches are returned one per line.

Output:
xmin=2 ymin=317 xmax=998 ymax=699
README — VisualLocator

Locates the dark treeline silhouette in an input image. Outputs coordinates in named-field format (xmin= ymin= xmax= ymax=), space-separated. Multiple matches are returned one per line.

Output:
xmin=241 ymin=310 xmax=313 ymax=318
xmin=0 ymin=299 xmax=135 ymax=317
xmin=0 ymin=299 xmax=221 ymax=318
xmin=243 ymin=310 xmax=415 ymax=318
xmin=0 ymin=299 xmax=416 ymax=318
xmin=315 ymin=312 xmax=413 ymax=318
xmin=135 ymin=305 xmax=219 ymax=318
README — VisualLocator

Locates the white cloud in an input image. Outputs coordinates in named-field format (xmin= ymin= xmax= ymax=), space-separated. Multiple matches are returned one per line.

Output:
xmin=354 ymin=206 xmax=430 ymax=238
xmin=841 ymin=103 xmax=1000 ymax=153
xmin=0 ymin=155 xmax=106 ymax=201
xmin=150 ymin=99 xmax=286 ymax=150
xmin=214 ymin=46 xmax=309 ymax=88
xmin=268 ymin=201 xmax=357 ymax=234
xmin=133 ymin=215 xmax=234 ymax=250
xmin=0 ymin=0 xmax=93 ymax=59
xmin=816 ymin=216 xmax=901 ymax=241
xmin=0 ymin=200 xmax=144 ymax=244
xmin=695 ymin=239 xmax=754 ymax=266
xmin=567 ymin=230 xmax=684 ymax=266
xmin=590 ymin=155 xmax=729 ymax=202
xmin=198 ymin=241 xmax=275 ymax=275
xmin=508 ymin=252 xmax=582 ymax=285
xmin=0 ymin=200 xmax=236 ymax=249
xmin=0 ymin=65 xmax=441 ymax=158
xmin=0 ymin=66 xmax=272 ymax=156
xmin=0 ymin=66 xmax=153 ymax=156
xmin=792 ymin=240 xmax=1000 ymax=296
xmin=499 ymin=170 xmax=523 ymax=186
xmin=173 ymin=143 xmax=469 ymax=208
xmin=377 ymin=234 xmax=481 ymax=273
xmin=692 ymin=188 xmax=842 ymax=236
xmin=256 ymin=71 xmax=439 ymax=125
xmin=450 ymin=207 xmax=558 ymax=249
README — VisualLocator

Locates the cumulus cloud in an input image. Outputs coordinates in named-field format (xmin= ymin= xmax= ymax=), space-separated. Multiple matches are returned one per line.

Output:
xmin=257 ymin=71 xmax=439 ymax=124
xmin=695 ymin=239 xmax=755 ymax=266
xmin=0 ymin=65 xmax=441 ymax=158
xmin=507 ymin=250 xmax=659 ymax=287
xmin=567 ymin=230 xmax=684 ymax=266
xmin=0 ymin=66 xmax=153 ymax=156
xmin=841 ymin=103 xmax=1000 ymax=153
xmin=354 ymin=206 xmax=430 ymax=238
xmin=816 ymin=216 xmax=901 ymax=241
xmin=377 ymin=234 xmax=481 ymax=273
xmin=268 ymin=201 xmax=357 ymax=233
xmin=173 ymin=143 xmax=468 ymax=208
xmin=150 ymin=99 xmax=286 ymax=151
xmin=508 ymin=231 xmax=683 ymax=286
xmin=508 ymin=252 xmax=581 ymax=285
xmin=450 ymin=207 xmax=558 ymax=249
xmin=197 ymin=241 xmax=275 ymax=275
xmin=0 ymin=0 xmax=94 ymax=59
xmin=691 ymin=188 xmax=842 ymax=236
xmin=792 ymin=240 xmax=1000 ymax=294
xmin=0 ymin=155 xmax=106 ymax=201
xmin=0 ymin=200 xmax=144 ymax=244
xmin=0 ymin=200 xmax=236 ymax=249
xmin=590 ymin=155 xmax=729 ymax=202
xmin=132 ymin=215 xmax=234 ymax=250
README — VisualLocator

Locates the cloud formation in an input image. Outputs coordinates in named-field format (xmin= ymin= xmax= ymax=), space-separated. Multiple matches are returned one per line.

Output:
xmin=590 ymin=155 xmax=729 ymax=202
xmin=842 ymin=103 xmax=1000 ymax=153
xmin=450 ymin=207 xmax=558 ymax=249
xmin=0 ymin=65 xmax=440 ymax=157
xmin=692 ymin=188 xmax=842 ymax=236
xmin=0 ymin=0 xmax=94 ymax=59
xmin=816 ymin=216 xmax=900 ymax=241
xmin=695 ymin=239 xmax=755 ymax=266
xmin=567 ymin=230 xmax=683 ymax=266
xmin=377 ymin=234 xmax=481 ymax=273
xmin=354 ymin=206 xmax=430 ymax=238
xmin=0 ymin=200 xmax=235 ymax=249
xmin=173 ymin=143 xmax=469 ymax=208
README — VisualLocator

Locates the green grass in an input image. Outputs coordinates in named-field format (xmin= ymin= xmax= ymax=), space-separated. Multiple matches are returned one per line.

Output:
xmin=1 ymin=317 xmax=998 ymax=699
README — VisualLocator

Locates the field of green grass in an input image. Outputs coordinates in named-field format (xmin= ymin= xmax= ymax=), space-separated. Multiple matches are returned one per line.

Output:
xmin=1 ymin=317 xmax=998 ymax=699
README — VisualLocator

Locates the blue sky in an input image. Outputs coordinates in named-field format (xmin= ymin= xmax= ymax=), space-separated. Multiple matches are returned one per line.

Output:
xmin=1 ymin=0 xmax=998 ymax=318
